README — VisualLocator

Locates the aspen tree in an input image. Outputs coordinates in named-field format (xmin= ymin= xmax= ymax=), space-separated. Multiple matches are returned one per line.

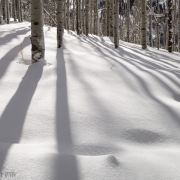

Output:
xmin=127 ymin=0 xmax=130 ymax=42
xmin=64 ymin=1 xmax=67 ymax=29
xmin=178 ymin=0 xmax=180 ymax=52
xmin=0 ymin=0 xmax=1 ymax=15
xmin=18 ymin=0 xmax=21 ymax=22
xmin=141 ymin=0 xmax=147 ymax=49
xmin=173 ymin=0 xmax=177 ymax=51
xmin=89 ymin=0 xmax=92 ymax=34
xmin=57 ymin=0 xmax=63 ymax=48
xmin=9 ymin=0 xmax=12 ymax=18
xmin=149 ymin=0 xmax=152 ymax=46
xmin=7 ymin=0 xmax=9 ymax=24
xmin=156 ymin=0 xmax=160 ymax=49
xmin=13 ymin=0 xmax=16 ymax=22
xmin=3 ymin=0 xmax=7 ymax=22
xmin=104 ymin=0 xmax=107 ymax=36
xmin=72 ymin=0 xmax=75 ymax=31
xmin=138 ymin=0 xmax=142 ymax=45
xmin=109 ymin=0 xmax=114 ymax=37
xmin=0 ymin=0 xmax=2 ymax=24
xmin=94 ymin=0 xmax=98 ymax=35
xmin=168 ymin=0 xmax=173 ymax=52
xmin=76 ymin=0 xmax=80 ymax=34
xmin=78 ymin=0 xmax=82 ymax=34
xmin=20 ymin=0 xmax=23 ymax=21
xmin=107 ymin=0 xmax=110 ymax=36
xmin=67 ymin=0 xmax=70 ymax=30
xmin=85 ymin=0 xmax=89 ymax=36
xmin=114 ymin=0 xmax=119 ymax=48
xmin=82 ymin=0 xmax=85 ymax=33
xmin=31 ymin=0 xmax=45 ymax=63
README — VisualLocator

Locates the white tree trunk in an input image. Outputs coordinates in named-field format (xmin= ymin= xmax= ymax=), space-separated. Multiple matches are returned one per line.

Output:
xmin=127 ymin=0 xmax=130 ymax=42
xmin=0 ymin=0 xmax=2 ymax=24
xmin=94 ymin=0 xmax=98 ymax=35
xmin=107 ymin=0 xmax=110 ymax=36
xmin=104 ymin=0 xmax=107 ymax=36
xmin=57 ymin=0 xmax=63 ymax=48
xmin=114 ymin=0 xmax=119 ymax=48
xmin=20 ymin=0 xmax=23 ymax=22
xmin=168 ymin=0 xmax=173 ymax=52
xmin=18 ymin=0 xmax=21 ymax=22
xmin=149 ymin=0 xmax=152 ymax=47
xmin=31 ymin=0 xmax=45 ymax=63
xmin=67 ymin=0 xmax=70 ymax=30
xmin=6 ymin=0 xmax=9 ymax=24
xmin=72 ymin=0 xmax=75 ymax=31
xmin=13 ymin=0 xmax=17 ymax=22
xmin=178 ymin=0 xmax=180 ymax=52
xmin=173 ymin=0 xmax=177 ymax=51
xmin=89 ymin=0 xmax=92 ymax=34
xmin=85 ymin=0 xmax=89 ymax=36
xmin=82 ymin=0 xmax=85 ymax=33
xmin=3 ymin=0 xmax=7 ymax=22
xmin=110 ymin=0 xmax=114 ymax=37
xmin=141 ymin=0 xmax=147 ymax=49
xmin=64 ymin=1 xmax=67 ymax=29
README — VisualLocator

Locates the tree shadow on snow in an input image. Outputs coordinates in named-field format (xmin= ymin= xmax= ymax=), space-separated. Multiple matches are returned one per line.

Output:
xmin=0 ymin=62 xmax=44 ymax=172
xmin=0 ymin=36 xmax=31 ymax=80
xmin=54 ymin=48 xmax=79 ymax=180
xmin=68 ymin=34 xmax=180 ymax=129
xmin=0 ymin=28 xmax=29 ymax=47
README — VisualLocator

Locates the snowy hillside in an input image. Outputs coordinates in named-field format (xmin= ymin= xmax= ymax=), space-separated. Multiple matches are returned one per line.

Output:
xmin=0 ymin=22 xmax=180 ymax=180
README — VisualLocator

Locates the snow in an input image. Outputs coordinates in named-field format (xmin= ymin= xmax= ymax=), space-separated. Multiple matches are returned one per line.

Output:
xmin=0 ymin=21 xmax=180 ymax=180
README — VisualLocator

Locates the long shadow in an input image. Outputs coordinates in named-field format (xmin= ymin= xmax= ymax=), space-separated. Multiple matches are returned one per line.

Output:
xmin=0 ymin=36 xmax=30 ymax=80
xmin=0 ymin=62 xmax=44 ymax=172
xmin=55 ymin=48 xmax=79 ymax=180
xmin=78 ymin=35 xmax=180 ymax=89
xmin=0 ymin=28 xmax=29 ymax=46
xmin=69 ymin=35 xmax=180 ymax=127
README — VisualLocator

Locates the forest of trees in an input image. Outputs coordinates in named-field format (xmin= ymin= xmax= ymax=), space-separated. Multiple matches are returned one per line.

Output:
xmin=0 ymin=0 xmax=180 ymax=63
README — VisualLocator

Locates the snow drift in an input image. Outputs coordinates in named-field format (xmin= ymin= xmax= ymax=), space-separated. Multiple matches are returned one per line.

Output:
xmin=0 ymin=22 xmax=180 ymax=180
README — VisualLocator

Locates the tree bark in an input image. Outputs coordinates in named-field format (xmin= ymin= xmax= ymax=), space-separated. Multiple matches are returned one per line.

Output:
xmin=20 ymin=0 xmax=23 ymax=22
xmin=63 ymin=1 xmax=67 ymax=29
xmin=173 ymin=0 xmax=177 ymax=51
xmin=104 ymin=0 xmax=107 ymax=36
xmin=72 ymin=0 xmax=75 ymax=31
xmin=3 ymin=0 xmax=7 ymax=22
xmin=57 ymin=0 xmax=63 ymax=48
xmin=67 ymin=0 xmax=70 ymax=30
xmin=31 ymin=0 xmax=45 ymax=63
xmin=178 ymin=0 xmax=180 ymax=52
xmin=0 ymin=0 xmax=2 ymax=24
xmin=149 ymin=0 xmax=152 ymax=47
xmin=85 ymin=0 xmax=89 ymax=36
xmin=6 ymin=0 xmax=10 ymax=24
xmin=82 ymin=0 xmax=85 ymax=33
xmin=94 ymin=0 xmax=98 ymax=35
xmin=168 ymin=0 xmax=173 ymax=52
xmin=13 ymin=0 xmax=17 ymax=22
xmin=141 ymin=0 xmax=147 ymax=49
xmin=127 ymin=0 xmax=130 ymax=42
xmin=114 ymin=0 xmax=119 ymax=48
xmin=110 ymin=0 xmax=114 ymax=37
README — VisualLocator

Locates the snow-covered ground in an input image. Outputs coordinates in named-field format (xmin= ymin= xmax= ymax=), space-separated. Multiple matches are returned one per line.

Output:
xmin=0 ymin=21 xmax=180 ymax=180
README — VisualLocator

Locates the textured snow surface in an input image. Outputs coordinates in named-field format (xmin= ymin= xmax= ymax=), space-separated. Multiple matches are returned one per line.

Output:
xmin=0 ymin=22 xmax=180 ymax=180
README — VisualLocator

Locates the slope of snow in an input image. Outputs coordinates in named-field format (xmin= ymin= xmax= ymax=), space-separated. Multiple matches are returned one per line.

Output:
xmin=0 ymin=22 xmax=180 ymax=180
